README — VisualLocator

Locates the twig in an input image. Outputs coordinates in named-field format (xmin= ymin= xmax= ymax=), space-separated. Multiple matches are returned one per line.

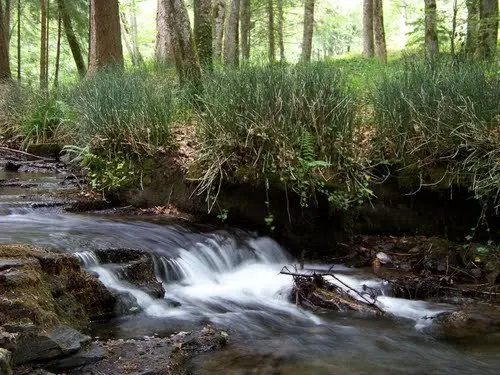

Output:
xmin=0 ymin=146 xmax=55 ymax=161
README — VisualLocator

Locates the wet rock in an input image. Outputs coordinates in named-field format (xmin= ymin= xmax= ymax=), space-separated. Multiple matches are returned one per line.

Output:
xmin=376 ymin=252 xmax=391 ymax=264
xmin=25 ymin=144 xmax=62 ymax=160
xmin=2 ymin=324 xmax=90 ymax=365
xmin=44 ymin=343 xmax=105 ymax=372
xmin=424 ymin=306 xmax=500 ymax=342
xmin=0 ymin=348 xmax=13 ymax=375
xmin=95 ymin=249 xmax=165 ymax=299
xmin=4 ymin=161 xmax=20 ymax=172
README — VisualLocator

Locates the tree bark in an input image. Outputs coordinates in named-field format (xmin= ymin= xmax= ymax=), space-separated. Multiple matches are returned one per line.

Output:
xmin=424 ymin=0 xmax=439 ymax=59
xmin=478 ymin=0 xmax=498 ymax=59
xmin=129 ymin=0 xmax=143 ymax=66
xmin=156 ymin=0 xmax=174 ymax=64
xmin=88 ymin=0 xmax=124 ymax=76
xmin=57 ymin=0 xmax=86 ymax=78
xmin=223 ymin=0 xmax=240 ymax=67
xmin=54 ymin=16 xmax=62 ymax=87
xmin=301 ymin=0 xmax=314 ymax=62
xmin=40 ymin=0 xmax=48 ymax=88
xmin=277 ymin=0 xmax=285 ymax=61
xmin=212 ymin=0 xmax=225 ymax=64
xmin=16 ymin=0 xmax=20 ymax=81
xmin=267 ymin=0 xmax=275 ymax=62
xmin=168 ymin=0 xmax=201 ymax=84
xmin=0 ymin=0 xmax=11 ymax=80
xmin=465 ymin=0 xmax=480 ymax=56
xmin=399 ymin=0 xmax=408 ymax=49
xmin=194 ymin=0 xmax=212 ymax=68
xmin=373 ymin=0 xmax=387 ymax=63
xmin=4 ymin=0 xmax=10 ymax=43
xmin=363 ymin=0 xmax=374 ymax=57
xmin=240 ymin=0 xmax=250 ymax=60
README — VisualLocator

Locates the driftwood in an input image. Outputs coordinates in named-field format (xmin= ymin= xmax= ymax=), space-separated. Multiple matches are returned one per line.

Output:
xmin=280 ymin=266 xmax=385 ymax=315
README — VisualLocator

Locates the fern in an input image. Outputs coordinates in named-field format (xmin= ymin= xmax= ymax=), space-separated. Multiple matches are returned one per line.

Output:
xmin=300 ymin=130 xmax=316 ymax=162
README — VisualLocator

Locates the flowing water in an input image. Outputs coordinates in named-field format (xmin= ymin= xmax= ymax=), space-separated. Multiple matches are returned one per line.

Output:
xmin=1 ymin=171 xmax=499 ymax=374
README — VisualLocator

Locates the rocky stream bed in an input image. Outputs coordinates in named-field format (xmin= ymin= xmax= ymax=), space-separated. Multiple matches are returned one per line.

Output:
xmin=1 ymin=148 xmax=500 ymax=374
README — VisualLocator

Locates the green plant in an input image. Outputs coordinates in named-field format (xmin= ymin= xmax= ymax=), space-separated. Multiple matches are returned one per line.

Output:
xmin=194 ymin=62 xmax=370 ymax=211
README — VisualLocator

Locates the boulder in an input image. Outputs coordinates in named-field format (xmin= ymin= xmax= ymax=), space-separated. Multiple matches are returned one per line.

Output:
xmin=95 ymin=249 xmax=165 ymax=299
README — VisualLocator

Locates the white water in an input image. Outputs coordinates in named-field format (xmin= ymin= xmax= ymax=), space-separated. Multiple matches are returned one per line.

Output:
xmin=77 ymin=235 xmax=445 ymax=330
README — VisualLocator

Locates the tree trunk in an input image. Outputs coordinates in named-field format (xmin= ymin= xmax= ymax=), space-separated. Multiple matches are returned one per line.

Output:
xmin=57 ymin=0 xmax=86 ymax=78
xmin=0 ymin=0 xmax=11 ymax=80
xmin=240 ymin=0 xmax=250 ymax=60
xmin=450 ymin=0 xmax=458 ymax=58
xmin=465 ymin=0 xmax=480 ymax=56
xmin=155 ymin=0 xmax=174 ymax=64
xmin=267 ymin=0 xmax=275 ymax=62
xmin=301 ymin=0 xmax=314 ymax=62
xmin=120 ymin=11 xmax=136 ymax=64
xmin=424 ymin=0 xmax=439 ymax=59
xmin=129 ymin=0 xmax=143 ymax=66
xmin=212 ymin=0 xmax=225 ymax=64
xmin=373 ymin=0 xmax=387 ymax=63
xmin=88 ymin=0 xmax=124 ymax=76
xmin=478 ymin=0 xmax=498 ymax=59
xmin=363 ymin=0 xmax=374 ymax=57
xmin=16 ymin=0 xmax=20 ymax=81
xmin=40 ymin=0 xmax=48 ymax=88
xmin=168 ymin=0 xmax=201 ymax=84
xmin=54 ymin=16 xmax=62 ymax=87
xmin=4 ymin=0 xmax=10 ymax=43
xmin=277 ymin=0 xmax=285 ymax=61
xmin=223 ymin=0 xmax=240 ymax=67
xmin=194 ymin=0 xmax=212 ymax=68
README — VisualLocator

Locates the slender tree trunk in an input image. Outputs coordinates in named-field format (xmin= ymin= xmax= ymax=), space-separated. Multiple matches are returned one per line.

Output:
xmin=223 ymin=0 xmax=240 ymax=67
xmin=399 ymin=0 xmax=408 ymax=49
xmin=240 ymin=0 xmax=250 ymax=60
xmin=4 ymin=0 xmax=10 ymax=43
xmin=16 ymin=0 xmax=20 ymax=81
xmin=54 ymin=16 xmax=62 ymax=87
xmin=155 ymin=0 xmax=174 ymax=64
xmin=194 ymin=0 xmax=212 ymax=68
xmin=168 ymin=0 xmax=201 ymax=84
xmin=212 ymin=0 xmax=225 ymax=64
xmin=0 ymin=0 xmax=11 ymax=79
xmin=363 ymin=0 xmax=374 ymax=57
xmin=277 ymin=0 xmax=285 ymax=61
xmin=424 ymin=0 xmax=439 ymax=59
xmin=120 ymin=11 xmax=135 ymax=64
xmin=450 ymin=0 xmax=458 ymax=58
xmin=40 ymin=0 xmax=48 ymax=88
xmin=130 ymin=0 xmax=143 ymax=65
xmin=465 ymin=0 xmax=480 ymax=56
xmin=301 ymin=0 xmax=314 ymax=62
xmin=88 ymin=0 xmax=124 ymax=76
xmin=478 ymin=0 xmax=498 ymax=59
xmin=57 ymin=0 xmax=86 ymax=78
xmin=373 ymin=0 xmax=387 ymax=63
xmin=267 ymin=0 xmax=275 ymax=62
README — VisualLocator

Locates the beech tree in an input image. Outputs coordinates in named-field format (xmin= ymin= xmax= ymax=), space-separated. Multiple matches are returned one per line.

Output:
xmin=223 ymin=0 xmax=240 ymax=67
xmin=478 ymin=0 xmax=498 ymax=59
xmin=301 ymin=0 xmax=314 ymax=62
xmin=373 ymin=0 xmax=387 ymax=63
xmin=424 ymin=0 xmax=439 ymax=59
xmin=363 ymin=0 xmax=374 ymax=57
xmin=466 ymin=0 xmax=480 ymax=56
xmin=156 ymin=0 xmax=174 ymax=64
xmin=88 ymin=0 xmax=123 ymax=75
xmin=212 ymin=0 xmax=225 ymax=64
xmin=194 ymin=0 xmax=212 ymax=68
xmin=0 ymin=0 xmax=11 ymax=79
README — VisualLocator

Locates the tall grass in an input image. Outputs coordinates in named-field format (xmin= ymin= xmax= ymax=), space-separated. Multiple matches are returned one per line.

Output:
xmin=372 ymin=58 xmax=500 ymax=206
xmin=194 ymin=62 xmax=369 ymax=209
xmin=70 ymin=68 xmax=177 ymax=158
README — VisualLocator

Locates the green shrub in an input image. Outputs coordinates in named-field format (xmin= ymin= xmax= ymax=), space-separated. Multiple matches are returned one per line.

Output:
xmin=194 ymin=62 xmax=370 ymax=210
xmin=372 ymin=58 xmax=500 ymax=206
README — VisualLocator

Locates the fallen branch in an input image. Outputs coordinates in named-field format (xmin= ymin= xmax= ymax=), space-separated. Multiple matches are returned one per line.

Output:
xmin=0 ymin=146 xmax=56 ymax=161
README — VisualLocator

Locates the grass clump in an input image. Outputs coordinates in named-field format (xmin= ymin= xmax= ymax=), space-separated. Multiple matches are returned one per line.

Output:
xmin=372 ymin=58 xmax=500 ymax=207
xmin=194 ymin=62 xmax=370 ymax=210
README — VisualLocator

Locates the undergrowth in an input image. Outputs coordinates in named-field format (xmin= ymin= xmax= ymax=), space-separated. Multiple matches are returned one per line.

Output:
xmin=194 ymin=62 xmax=372 ymax=210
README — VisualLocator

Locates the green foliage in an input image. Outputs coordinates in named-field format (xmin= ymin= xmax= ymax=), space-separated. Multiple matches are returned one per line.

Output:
xmin=372 ymin=57 xmax=500 ymax=207
xmin=194 ymin=62 xmax=371 ymax=210
xmin=69 ymin=68 xmax=176 ymax=157
xmin=6 ymin=85 xmax=73 ymax=148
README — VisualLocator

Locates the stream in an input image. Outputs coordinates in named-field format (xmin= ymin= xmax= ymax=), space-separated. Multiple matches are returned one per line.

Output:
xmin=1 ymin=170 xmax=499 ymax=374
